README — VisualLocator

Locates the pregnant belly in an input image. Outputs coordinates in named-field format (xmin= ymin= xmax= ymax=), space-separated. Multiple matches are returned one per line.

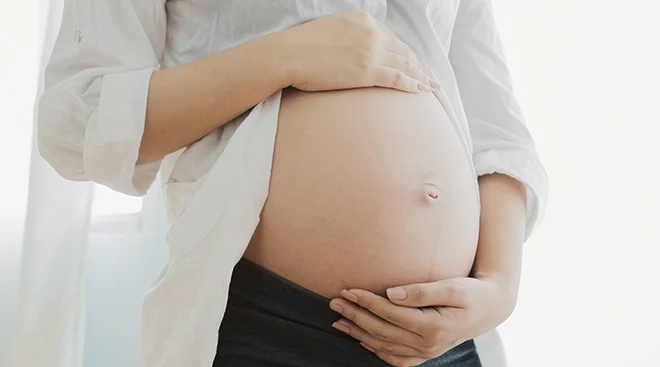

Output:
xmin=244 ymin=87 xmax=480 ymax=299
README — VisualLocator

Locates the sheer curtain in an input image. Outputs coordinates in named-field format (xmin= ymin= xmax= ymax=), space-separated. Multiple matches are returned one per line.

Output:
xmin=1 ymin=1 xmax=658 ymax=367
xmin=2 ymin=1 xmax=167 ymax=367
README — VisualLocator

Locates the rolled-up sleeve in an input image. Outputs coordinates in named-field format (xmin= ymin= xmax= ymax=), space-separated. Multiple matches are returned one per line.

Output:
xmin=448 ymin=0 xmax=549 ymax=240
xmin=37 ymin=0 xmax=167 ymax=196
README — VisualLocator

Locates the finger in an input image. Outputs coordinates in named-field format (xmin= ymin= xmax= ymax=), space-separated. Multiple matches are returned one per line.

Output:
xmin=383 ymin=37 xmax=424 ymax=71
xmin=379 ymin=51 xmax=432 ymax=89
xmin=372 ymin=66 xmax=427 ymax=93
xmin=340 ymin=289 xmax=428 ymax=336
xmin=378 ymin=25 xmax=437 ymax=81
xmin=331 ymin=318 xmax=422 ymax=358
xmin=330 ymin=298 xmax=422 ymax=348
xmin=373 ymin=350 xmax=429 ymax=367
xmin=386 ymin=278 xmax=470 ymax=308
xmin=377 ymin=25 xmax=441 ymax=91
xmin=377 ymin=23 xmax=420 ymax=64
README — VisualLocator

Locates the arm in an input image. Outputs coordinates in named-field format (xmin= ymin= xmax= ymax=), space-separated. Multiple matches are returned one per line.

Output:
xmin=141 ymin=36 xmax=290 ymax=165
xmin=472 ymin=173 xmax=526 ymax=306
xmin=448 ymin=0 xmax=549 ymax=241
xmin=38 ymin=0 xmax=289 ymax=196
xmin=147 ymin=15 xmax=439 ymax=164
xmin=38 ymin=5 xmax=432 ymax=196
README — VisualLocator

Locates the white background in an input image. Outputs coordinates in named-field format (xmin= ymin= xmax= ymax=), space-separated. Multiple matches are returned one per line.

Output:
xmin=1 ymin=0 xmax=659 ymax=366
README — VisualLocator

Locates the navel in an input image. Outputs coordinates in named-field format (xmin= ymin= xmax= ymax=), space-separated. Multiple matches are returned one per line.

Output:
xmin=423 ymin=183 xmax=441 ymax=202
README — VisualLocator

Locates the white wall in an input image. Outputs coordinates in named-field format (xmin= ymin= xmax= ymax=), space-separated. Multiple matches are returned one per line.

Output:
xmin=495 ymin=1 xmax=660 ymax=366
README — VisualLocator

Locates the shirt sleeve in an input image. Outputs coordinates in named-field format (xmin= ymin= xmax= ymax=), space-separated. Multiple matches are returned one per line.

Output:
xmin=448 ymin=0 xmax=549 ymax=240
xmin=37 ymin=0 xmax=167 ymax=196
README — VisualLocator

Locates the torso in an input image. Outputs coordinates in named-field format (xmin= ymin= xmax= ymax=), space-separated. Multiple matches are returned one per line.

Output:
xmin=244 ymin=87 xmax=480 ymax=298
xmin=162 ymin=0 xmax=478 ymax=300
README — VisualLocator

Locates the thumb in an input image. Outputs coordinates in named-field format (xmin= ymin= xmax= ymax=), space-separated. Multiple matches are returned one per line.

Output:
xmin=386 ymin=278 xmax=468 ymax=308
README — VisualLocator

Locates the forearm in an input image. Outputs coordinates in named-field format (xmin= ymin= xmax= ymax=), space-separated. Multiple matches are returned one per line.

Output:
xmin=138 ymin=34 xmax=291 ymax=164
xmin=471 ymin=173 xmax=527 ymax=302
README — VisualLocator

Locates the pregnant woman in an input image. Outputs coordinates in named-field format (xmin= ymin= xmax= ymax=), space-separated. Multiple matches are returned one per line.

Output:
xmin=38 ymin=1 xmax=548 ymax=366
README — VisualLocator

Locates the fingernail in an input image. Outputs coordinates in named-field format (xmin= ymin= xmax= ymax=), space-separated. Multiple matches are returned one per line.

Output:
xmin=330 ymin=301 xmax=343 ymax=313
xmin=430 ymin=80 xmax=441 ymax=90
xmin=418 ymin=82 xmax=431 ymax=92
xmin=332 ymin=322 xmax=350 ymax=334
xmin=341 ymin=289 xmax=359 ymax=303
xmin=360 ymin=342 xmax=376 ymax=353
xmin=386 ymin=287 xmax=407 ymax=301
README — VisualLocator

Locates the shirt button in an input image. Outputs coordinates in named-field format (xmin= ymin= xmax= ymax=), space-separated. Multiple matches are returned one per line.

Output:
xmin=74 ymin=30 xmax=83 ymax=43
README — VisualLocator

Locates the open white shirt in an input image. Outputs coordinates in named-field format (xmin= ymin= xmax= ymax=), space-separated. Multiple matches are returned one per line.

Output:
xmin=37 ymin=0 xmax=548 ymax=366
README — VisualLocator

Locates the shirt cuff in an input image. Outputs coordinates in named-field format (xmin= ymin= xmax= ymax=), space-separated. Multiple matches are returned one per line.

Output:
xmin=473 ymin=148 xmax=549 ymax=242
xmin=83 ymin=67 xmax=161 ymax=196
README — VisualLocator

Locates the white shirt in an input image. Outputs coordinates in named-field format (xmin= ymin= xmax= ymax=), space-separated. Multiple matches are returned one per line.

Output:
xmin=37 ymin=1 xmax=548 ymax=366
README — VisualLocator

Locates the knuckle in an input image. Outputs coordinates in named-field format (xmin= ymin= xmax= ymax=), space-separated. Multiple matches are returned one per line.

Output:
xmin=380 ymin=344 xmax=397 ymax=355
xmin=412 ymin=287 xmax=428 ymax=302
xmin=358 ymin=34 xmax=380 ymax=59
xmin=373 ymin=329 xmax=391 ymax=341
xmin=357 ymin=50 xmax=376 ymax=70
xmin=355 ymin=19 xmax=380 ymax=39
xmin=419 ymin=348 xmax=436 ymax=359
xmin=363 ymin=40 xmax=379 ymax=57
xmin=446 ymin=283 xmax=458 ymax=298
xmin=423 ymin=336 xmax=445 ymax=354
xmin=430 ymin=330 xmax=445 ymax=345
xmin=362 ymin=27 xmax=380 ymax=47
xmin=421 ymin=337 xmax=437 ymax=350
xmin=350 ymin=9 xmax=373 ymax=21
xmin=420 ymin=339 xmax=439 ymax=355
xmin=448 ymin=283 xmax=468 ymax=304
xmin=422 ymin=349 xmax=438 ymax=359
xmin=421 ymin=328 xmax=444 ymax=345
xmin=361 ymin=296 xmax=375 ymax=310
xmin=346 ymin=10 xmax=379 ymax=41
xmin=383 ymin=310 xmax=401 ymax=325
xmin=392 ymin=71 xmax=404 ymax=86
xmin=426 ymin=319 xmax=443 ymax=334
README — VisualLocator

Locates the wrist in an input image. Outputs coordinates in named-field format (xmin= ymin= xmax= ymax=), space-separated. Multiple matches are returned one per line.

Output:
xmin=259 ymin=28 xmax=303 ymax=89
xmin=474 ymin=271 xmax=519 ymax=313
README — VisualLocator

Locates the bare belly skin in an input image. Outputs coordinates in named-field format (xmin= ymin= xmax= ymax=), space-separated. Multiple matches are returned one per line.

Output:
xmin=243 ymin=87 xmax=480 ymax=299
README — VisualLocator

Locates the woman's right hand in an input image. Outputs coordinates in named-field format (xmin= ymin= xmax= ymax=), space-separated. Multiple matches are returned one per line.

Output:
xmin=275 ymin=10 xmax=438 ymax=93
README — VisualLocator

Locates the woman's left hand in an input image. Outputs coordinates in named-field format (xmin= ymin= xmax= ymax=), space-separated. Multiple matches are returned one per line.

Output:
xmin=329 ymin=276 xmax=517 ymax=367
